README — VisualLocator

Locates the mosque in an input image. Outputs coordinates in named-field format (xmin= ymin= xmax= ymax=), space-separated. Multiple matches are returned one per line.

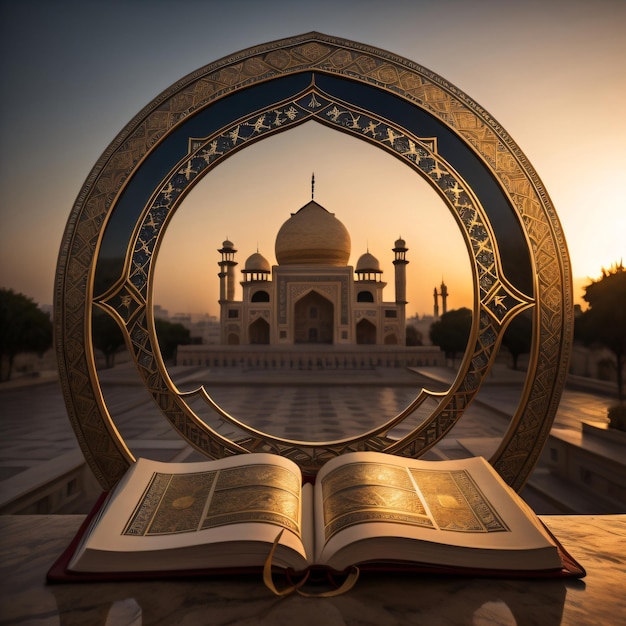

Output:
xmin=217 ymin=194 xmax=409 ymax=347
xmin=176 ymin=185 xmax=446 ymax=369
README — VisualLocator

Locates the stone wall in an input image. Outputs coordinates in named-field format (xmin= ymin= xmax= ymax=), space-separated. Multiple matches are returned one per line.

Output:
xmin=176 ymin=345 xmax=445 ymax=370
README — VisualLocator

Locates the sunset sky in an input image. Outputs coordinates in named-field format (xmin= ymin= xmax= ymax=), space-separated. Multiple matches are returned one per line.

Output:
xmin=1 ymin=0 xmax=624 ymax=319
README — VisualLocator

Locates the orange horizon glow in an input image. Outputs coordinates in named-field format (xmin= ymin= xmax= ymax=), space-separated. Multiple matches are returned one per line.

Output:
xmin=1 ymin=2 xmax=623 ymax=316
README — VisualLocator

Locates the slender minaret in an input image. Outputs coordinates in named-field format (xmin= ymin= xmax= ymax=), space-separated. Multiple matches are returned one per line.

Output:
xmin=393 ymin=237 xmax=409 ymax=345
xmin=311 ymin=172 xmax=315 ymax=199
xmin=433 ymin=280 xmax=449 ymax=317
xmin=440 ymin=279 xmax=448 ymax=315
xmin=218 ymin=239 xmax=237 ymax=303
xmin=393 ymin=237 xmax=408 ymax=304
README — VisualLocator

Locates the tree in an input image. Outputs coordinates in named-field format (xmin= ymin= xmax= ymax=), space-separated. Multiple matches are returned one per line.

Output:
xmin=429 ymin=307 xmax=472 ymax=362
xmin=0 ymin=288 xmax=53 ymax=381
xmin=155 ymin=318 xmax=191 ymax=361
xmin=502 ymin=313 xmax=532 ymax=370
xmin=405 ymin=325 xmax=423 ymax=346
xmin=575 ymin=262 xmax=626 ymax=403
xmin=91 ymin=308 xmax=125 ymax=369
xmin=91 ymin=312 xmax=192 ymax=368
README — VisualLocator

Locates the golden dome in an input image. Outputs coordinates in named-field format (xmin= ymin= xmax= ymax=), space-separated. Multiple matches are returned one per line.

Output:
xmin=355 ymin=252 xmax=381 ymax=273
xmin=243 ymin=252 xmax=270 ymax=273
xmin=275 ymin=201 xmax=351 ymax=266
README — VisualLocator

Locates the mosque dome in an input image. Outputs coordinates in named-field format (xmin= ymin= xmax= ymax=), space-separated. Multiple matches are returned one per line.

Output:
xmin=355 ymin=252 xmax=382 ymax=273
xmin=243 ymin=251 xmax=271 ymax=273
xmin=275 ymin=201 xmax=351 ymax=266
xmin=394 ymin=237 xmax=406 ymax=249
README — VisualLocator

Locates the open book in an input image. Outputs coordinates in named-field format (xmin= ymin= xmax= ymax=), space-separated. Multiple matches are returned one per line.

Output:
xmin=54 ymin=451 xmax=584 ymax=580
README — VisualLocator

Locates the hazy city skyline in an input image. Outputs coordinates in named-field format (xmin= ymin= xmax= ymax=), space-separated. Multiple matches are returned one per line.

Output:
xmin=1 ymin=0 xmax=624 ymax=318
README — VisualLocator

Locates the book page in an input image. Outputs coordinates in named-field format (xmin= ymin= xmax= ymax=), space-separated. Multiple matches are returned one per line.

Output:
xmin=313 ymin=452 xmax=560 ymax=570
xmin=123 ymin=461 xmax=301 ymax=537
xmin=71 ymin=453 xmax=310 ymax=571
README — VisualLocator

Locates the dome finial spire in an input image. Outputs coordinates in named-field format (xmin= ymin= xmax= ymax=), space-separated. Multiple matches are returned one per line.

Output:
xmin=311 ymin=172 xmax=315 ymax=199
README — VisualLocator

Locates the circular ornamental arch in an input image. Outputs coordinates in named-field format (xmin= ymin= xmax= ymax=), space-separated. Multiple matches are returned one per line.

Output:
xmin=54 ymin=33 xmax=573 ymax=491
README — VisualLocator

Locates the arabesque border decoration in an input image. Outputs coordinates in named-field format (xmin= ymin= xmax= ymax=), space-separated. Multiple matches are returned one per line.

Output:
xmin=54 ymin=33 xmax=572 ymax=491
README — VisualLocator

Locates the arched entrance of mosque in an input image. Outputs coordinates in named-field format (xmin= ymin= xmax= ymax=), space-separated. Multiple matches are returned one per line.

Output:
xmin=294 ymin=291 xmax=333 ymax=344
xmin=249 ymin=318 xmax=270 ymax=344
xmin=356 ymin=319 xmax=376 ymax=344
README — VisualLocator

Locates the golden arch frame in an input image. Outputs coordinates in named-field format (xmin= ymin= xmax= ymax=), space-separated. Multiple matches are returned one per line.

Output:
xmin=54 ymin=33 xmax=573 ymax=491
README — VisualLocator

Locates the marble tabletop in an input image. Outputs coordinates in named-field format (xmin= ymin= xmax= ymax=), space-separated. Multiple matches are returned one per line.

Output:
xmin=0 ymin=514 xmax=624 ymax=625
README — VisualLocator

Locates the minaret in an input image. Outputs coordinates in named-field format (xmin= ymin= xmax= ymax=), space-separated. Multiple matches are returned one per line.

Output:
xmin=440 ymin=279 xmax=448 ymax=315
xmin=218 ymin=239 xmax=237 ymax=303
xmin=393 ymin=237 xmax=408 ymax=346
xmin=393 ymin=237 xmax=408 ymax=304
xmin=433 ymin=280 xmax=449 ymax=317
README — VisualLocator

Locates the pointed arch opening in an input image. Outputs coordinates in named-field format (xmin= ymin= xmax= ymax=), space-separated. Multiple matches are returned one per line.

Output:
xmin=356 ymin=318 xmax=377 ymax=344
xmin=249 ymin=317 xmax=270 ymax=344
xmin=294 ymin=291 xmax=333 ymax=344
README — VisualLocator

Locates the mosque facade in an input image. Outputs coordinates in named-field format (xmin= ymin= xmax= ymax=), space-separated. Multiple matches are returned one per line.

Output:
xmin=217 ymin=199 xmax=409 ymax=347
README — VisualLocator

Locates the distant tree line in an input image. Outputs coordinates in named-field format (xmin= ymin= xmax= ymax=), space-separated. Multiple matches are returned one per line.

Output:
xmin=92 ymin=308 xmax=192 ymax=368
xmin=3 ymin=261 xmax=624 ymax=412
xmin=0 ymin=288 xmax=53 ymax=381
xmin=0 ymin=288 xmax=192 ymax=381
xmin=429 ymin=307 xmax=472 ymax=362
xmin=425 ymin=263 xmax=624 ymax=384
xmin=427 ymin=306 xmax=533 ymax=370
xmin=425 ymin=263 xmax=625 ymax=427
xmin=574 ymin=262 xmax=625 ymax=428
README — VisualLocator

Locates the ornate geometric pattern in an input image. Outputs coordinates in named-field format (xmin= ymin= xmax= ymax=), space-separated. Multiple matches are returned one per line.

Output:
xmin=105 ymin=81 xmax=534 ymax=473
xmin=54 ymin=33 xmax=572 ymax=491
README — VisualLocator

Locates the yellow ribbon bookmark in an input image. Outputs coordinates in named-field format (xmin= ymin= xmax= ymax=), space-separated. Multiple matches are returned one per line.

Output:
xmin=263 ymin=530 xmax=310 ymax=596
xmin=263 ymin=530 xmax=360 ymax=597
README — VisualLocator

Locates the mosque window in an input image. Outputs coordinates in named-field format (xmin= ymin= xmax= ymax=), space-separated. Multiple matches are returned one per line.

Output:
xmin=251 ymin=290 xmax=270 ymax=302
xmin=228 ymin=309 xmax=239 ymax=318
xmin=385 ymin=309 xmax=397 ymax=318
xmin=357 ymin=291 xmax=374 ymax=302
